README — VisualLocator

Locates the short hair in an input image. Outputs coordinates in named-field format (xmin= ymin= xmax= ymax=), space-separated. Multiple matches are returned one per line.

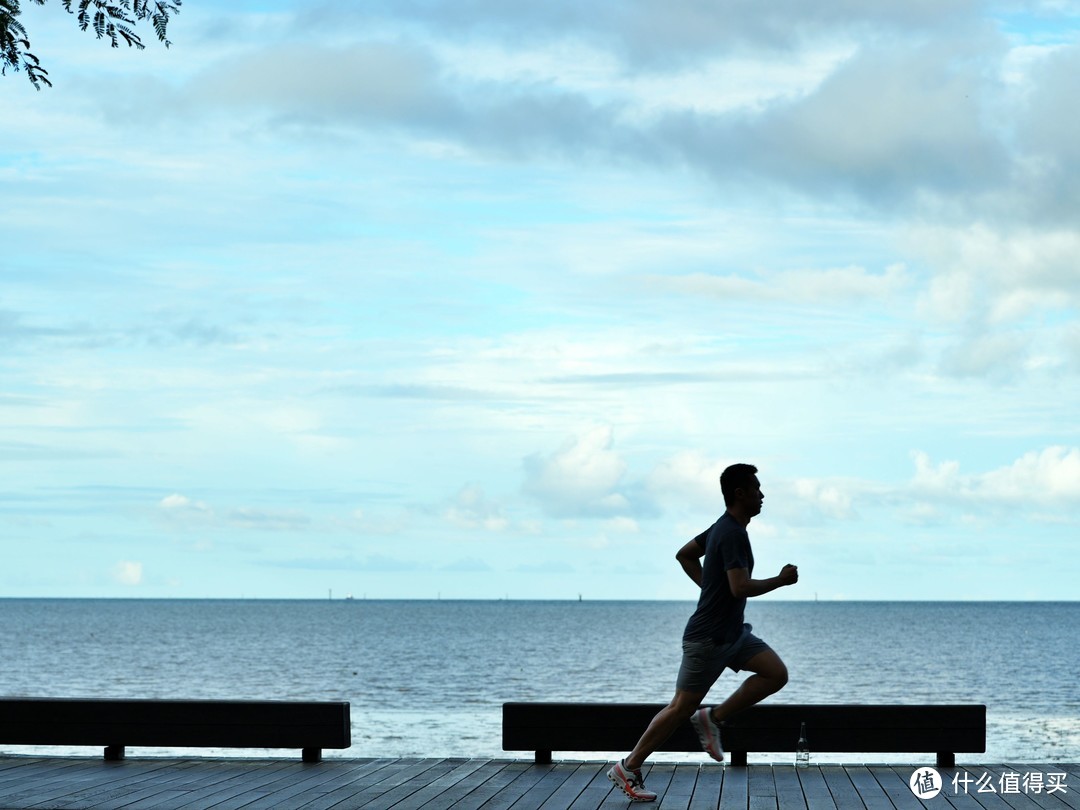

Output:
xmin=720 ymin=463 xmax=758 ymax=505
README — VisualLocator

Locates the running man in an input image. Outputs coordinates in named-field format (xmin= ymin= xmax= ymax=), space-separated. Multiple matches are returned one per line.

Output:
xmin=607 ymin=463 xmax=799 ymax=802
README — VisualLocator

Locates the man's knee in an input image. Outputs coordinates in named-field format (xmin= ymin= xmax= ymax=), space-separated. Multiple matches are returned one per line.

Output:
xmin=772 ymin=661 xmax=789 ymax=690
xmin=746 ymin=650 xmax=788 ymax=689
xmin=669 ymin=689 xmax=705 ymax=718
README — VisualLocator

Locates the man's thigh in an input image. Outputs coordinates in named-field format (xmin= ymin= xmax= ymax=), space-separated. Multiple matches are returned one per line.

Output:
xmin=738 ymin=647 xmax=788 ymax=681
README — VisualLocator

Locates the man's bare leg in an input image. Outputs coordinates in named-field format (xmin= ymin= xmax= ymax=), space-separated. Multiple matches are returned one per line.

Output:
xmin=709 ymin=649 xmax=788 ymax=724
xmin=624 ymin=688 xmax=705 ymax=771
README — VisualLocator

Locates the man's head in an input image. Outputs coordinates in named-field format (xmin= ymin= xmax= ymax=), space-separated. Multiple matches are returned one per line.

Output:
xmin=720 ymin=463 xmax=763 ymax=518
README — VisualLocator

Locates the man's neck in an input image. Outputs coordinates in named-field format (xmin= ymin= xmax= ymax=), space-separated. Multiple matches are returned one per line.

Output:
xmin=725 ymin=507 xmax=752 ymax=527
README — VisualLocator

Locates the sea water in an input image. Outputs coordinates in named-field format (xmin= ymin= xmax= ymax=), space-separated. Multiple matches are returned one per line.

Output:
xmin=1 ymin=599 xmax=1076 ymax=763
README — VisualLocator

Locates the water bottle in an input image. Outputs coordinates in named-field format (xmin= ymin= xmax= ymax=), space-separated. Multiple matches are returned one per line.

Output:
xmin=795 ymin=722 xmax=810 ymax=768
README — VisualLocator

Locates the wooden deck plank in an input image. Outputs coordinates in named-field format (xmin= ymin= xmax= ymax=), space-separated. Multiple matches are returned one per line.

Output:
xmin=939 ymin=766 xmax=1030 ymax=810
xmin=258 ymin=758 xmax=400 ymax=810
xmin=95 ymin=760 xmax=240 ymax=810
xmin=566 ymin=761 xmax=621 ymax=810
xmin=467 ymin=759 xmax=555 ymax=810
xmin=867 ymin=765 xmax=925 ymax=810
xmin=102 ymin=761 xmax=251 ymax=810
xmin=976 ymin=764 xmax=1051 ymax=810
xmin=330 ymin=757 xmax=457 ymax=810
xmin=749 ymin=764 xmax=779 ymax=810
xmin=430 ymin=760 xmax=531 ymax=810
xmin=196 ymin=759 xmax=316 ymax=810
xmin=773 ymin=764 xmax=809 ymax=810
xmin=535 ymin=762 xmax=607 ymax=810
xmin=1053 ymin=767 xmax=1079 ymax=810
xmin=236 ymin=759 xmax=373 ymax=810
xmin=168 ymin=758 xmax=346 ymax=810
xmin=114 ymin=759 xmax=266 ymax=810
xmin=38 ymin=760 xmax=209 ymax=809
xmin=304 ymin=757 xmax=446 ymax=810
xmin=0 ymin=757 xmax=47 ymax=776
xmin=0 ymin=757 xmax=91 ymax=794
xmin=3 ymin=761 xmax=112 ymax=808
xmin=0 ymin=758 xmax=174 ymax=808
xmin=0 ymin=757 xmax=1070 ymax=809
xmin=639 ymin=764 xmax=679 ymax=809
xmin=1005 ymin=762 xmax=1078 ymax=810
xmin=491 ymin=761 xmax=585 ymax=810
xmin=385 ymin=758 xmax=504 ymax=810
xmin=797 ymin=765 xmax=840 ymax=810
xmin=688 ymin=764 xmax=724 ymax=810
xmin=976 ymin=763 xmax=1075 ymax=810
xmin=388 ymin=760 xmax=505 ymax=810
xmin=659 ymin=763 xmax=703 ymax=810
xmin=819 ymin=766 xmax=865 ymax=810
xmin=347 ymin=759 xmax=464 ymax=810
xmin=719 ymin=762 xmax=749 ymax=810
xmin=57 ymin=760 xmax=211 ymax=810
xmin=475 ymin=764 xmax=552 ymax=807
xmin=843 ymin=766 xmax=897 ymax=810
xmin=447 ymin=764 xmax=535 ymax=807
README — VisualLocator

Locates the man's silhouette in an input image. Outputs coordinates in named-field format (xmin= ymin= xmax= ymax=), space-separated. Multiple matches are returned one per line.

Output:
xmin=607 ymin=463 xmax=799 ymax=802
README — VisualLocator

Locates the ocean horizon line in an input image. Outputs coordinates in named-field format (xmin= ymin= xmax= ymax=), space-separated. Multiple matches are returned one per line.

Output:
xmin=1 ymin=596 xmax=1077 ymax=604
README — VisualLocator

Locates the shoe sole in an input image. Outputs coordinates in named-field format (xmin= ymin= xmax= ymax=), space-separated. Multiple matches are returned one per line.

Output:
xmin=607 ymin=768 xmax=657 ymax=802
xmin=691 ymin=710 xmax=725 ymax=762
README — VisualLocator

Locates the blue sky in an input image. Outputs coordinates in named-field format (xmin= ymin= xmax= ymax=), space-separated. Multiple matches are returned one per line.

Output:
xmin=3 ymin=1 xmax=1079 ymax=600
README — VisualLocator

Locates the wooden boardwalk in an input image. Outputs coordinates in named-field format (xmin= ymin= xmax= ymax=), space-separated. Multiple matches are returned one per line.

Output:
xmin=0 ymin=757 xmax=1074 ymax=810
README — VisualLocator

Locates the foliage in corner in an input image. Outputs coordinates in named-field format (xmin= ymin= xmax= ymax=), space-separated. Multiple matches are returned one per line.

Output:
xmin=1 ymin=0 xmax=180 ymax=89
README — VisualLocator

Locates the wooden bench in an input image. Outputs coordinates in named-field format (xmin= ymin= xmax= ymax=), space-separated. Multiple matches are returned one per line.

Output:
xmin=503 ymin=702 xmax=985 ymax=767
xmin=0 ymin=697 xmax=351 ymax=763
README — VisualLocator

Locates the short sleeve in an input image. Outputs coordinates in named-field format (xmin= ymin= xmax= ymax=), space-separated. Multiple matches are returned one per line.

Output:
xmin=720 ymin=527 xmax=749 ymax=571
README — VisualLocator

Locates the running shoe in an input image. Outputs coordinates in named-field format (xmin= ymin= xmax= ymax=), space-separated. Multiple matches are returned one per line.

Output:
xmin=691 ymin=707 xmax=725 ymax=762
xmin=607 ymin=759 xmax=658 ymax=802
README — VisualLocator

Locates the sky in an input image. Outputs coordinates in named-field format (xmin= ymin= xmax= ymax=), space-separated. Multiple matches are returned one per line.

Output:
xmin=2 ymin=1 xmax=1079 ymax=601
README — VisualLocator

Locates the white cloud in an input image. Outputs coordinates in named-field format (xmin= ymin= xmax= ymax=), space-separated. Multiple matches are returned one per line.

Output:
xmin=904 ymin=223 xmax=1080 ymax=379
xmin=911 ymin=447 xmax=1080 ymax=509
xmin=444 ymin=484 xmax=510 ymax=531
xmin=980 ymin=446 xmax=1080 ymax=503
xmin=792 ymin=479 xmax=855 ymax=520
xmin=299 ymin=1 xmax=978 ymax=67
xmin=937 ymin=331 xmax=1032 ymax=380
xmin=645 ymin=450 xmax=727 ymax=510
xmin=913 ymin=224 xmax=1080 ymax=326
xmin=113 ymin=560 xmax=143 ymax=586
xmin=161 ymin=494 xmax=194 ymax=509
xmin=158 ymin=494 xmax=311 ymax=532
xmin=159 ymin=493 xmax=211 ymax=514
xmin=522 ymin=426 xmax=634 ymax=518
xmin=226 ymin=507 xmax=311 ymax=532
xmin=657 ymin=263 xmax=909 ymax=307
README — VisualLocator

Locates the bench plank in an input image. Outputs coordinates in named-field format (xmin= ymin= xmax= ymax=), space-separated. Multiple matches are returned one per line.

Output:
xmin=503 ymin=703 xmax=985 ymax=766
xmin=0 ymin=698 xmax=350 ymax=762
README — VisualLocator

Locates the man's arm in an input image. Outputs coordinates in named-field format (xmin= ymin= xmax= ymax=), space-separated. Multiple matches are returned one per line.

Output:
xmin=727 ymin=564 xmax=798 ymax=599
xmin=675 ymin=535 xmax=707 ymax=587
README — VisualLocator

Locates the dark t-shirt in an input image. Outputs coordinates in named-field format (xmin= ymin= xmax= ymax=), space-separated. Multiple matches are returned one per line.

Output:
xmin=682 ymin=513 xmax=754 ymax=644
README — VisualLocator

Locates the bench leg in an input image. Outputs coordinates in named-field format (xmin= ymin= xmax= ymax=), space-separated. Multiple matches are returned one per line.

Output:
xmin=302 ymin=748 xmax=322 ymax=763
xmin=104 ymin=745 xmax=125 ymax=762
xmin=936 ymin=752 xmax=955 ymax=768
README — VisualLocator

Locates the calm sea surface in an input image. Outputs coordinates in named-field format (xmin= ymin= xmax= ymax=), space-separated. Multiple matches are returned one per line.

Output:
xmin=1 ymin=599 xmax=1076 ymax=764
